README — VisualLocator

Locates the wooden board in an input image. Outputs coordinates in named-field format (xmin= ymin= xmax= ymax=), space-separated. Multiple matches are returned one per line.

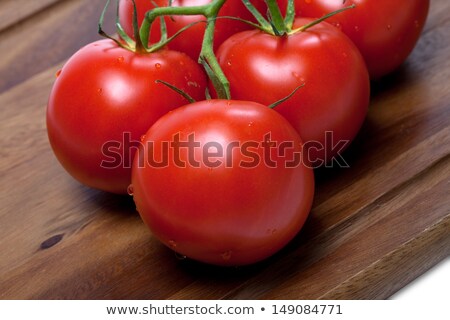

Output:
xmin=0 ymin=0 xmax=449 ymax=299
xmin=0 ymin=0 xmax=116 ymax=93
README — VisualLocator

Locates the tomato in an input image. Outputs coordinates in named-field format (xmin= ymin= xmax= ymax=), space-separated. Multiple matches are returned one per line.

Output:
xmin=118 ymin=0 xmax=266 ymax=60
xmin=47 ymin=39 xmax=207 ymax=194
xmin=295 ymin=0 xmax=430 ymax=79
xmin=131 ymin=99 xmax=314 ymax=266
xmin=215 ymin=18 xmax=370 ymax=166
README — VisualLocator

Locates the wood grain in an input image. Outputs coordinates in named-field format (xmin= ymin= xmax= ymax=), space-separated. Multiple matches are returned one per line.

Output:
xmin=0 ymin=0 xmax=449 ymax=299
xmin=0 ymin=0 xmax=116 ymax=94
xmin=0 ymin=0 xmax=62 ymax=33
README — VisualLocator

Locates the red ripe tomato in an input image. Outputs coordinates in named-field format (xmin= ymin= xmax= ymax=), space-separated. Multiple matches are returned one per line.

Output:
xmin=295 ymin=0 xmax=430 ymax=79
xmin=47 ymin=39 xmax=207 ymax=194
xmin=131 ymin=99 xmax=315 ymax=266
xmin=216 ymin=18 xmax=370 ymax=166
xmin=118 ymin=0 xmax=266 ymax=60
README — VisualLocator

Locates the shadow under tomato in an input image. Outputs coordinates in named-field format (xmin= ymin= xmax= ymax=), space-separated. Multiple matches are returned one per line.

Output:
xmin=163 ymin=212 xmax=322 ymax=297
xmin=370 ymin=64 xmax=413 ymax=98
xmin=72 ymin=182 xmax=138 ymax=217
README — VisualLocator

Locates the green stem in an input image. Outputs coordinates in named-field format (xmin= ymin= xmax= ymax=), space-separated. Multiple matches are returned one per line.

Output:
xmin=200 ymin=15 xmax=230 ymax=99
xmin=265 ymin=0 xmax=286 ymax=35
xmin=140 ymin=4 xmax=210 ymax=48
xmin=139 ymin=0 xmax=230 ymax=99
xmin=155 ymin=80 xmax=196 ymax=103
xmin=241 ymin=0 xmax=272 ymax=33
xmin=131 ymin=0 xmax=145 ymax=53
xmin=292 ymin=4 xmax=356 ymax=33
xmin=115 ymin=0 xmax=134 ymax=48
xmin=284 ymin=0 xmax=296 ymax=31
xmin=99 ymin=0 xmax=127 ymax=49
xmin=149 ymin=20 xmax=206 ymax=53
xmin=268 ymin=84 xmax=304 ymax=109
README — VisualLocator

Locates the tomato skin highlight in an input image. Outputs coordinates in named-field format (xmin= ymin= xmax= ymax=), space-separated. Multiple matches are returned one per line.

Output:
xmin=132 ymin=100 xmax=315 ymax=266
xmin=216 ymin=18 xmax=370 ymax=166
xmin=118 ymin=0 xmax=266 ymax=61
xmin=47 ymin=39 xmax=207 ymax=194
xmin=295 ymin=0 xmax=430 ymax=79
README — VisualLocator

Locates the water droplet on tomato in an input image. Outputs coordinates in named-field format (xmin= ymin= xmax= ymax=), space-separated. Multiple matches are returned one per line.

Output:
xmin=227 ymin=60 xmax=232 ymax=66
xmin=179 ymin=60 xmax=185 ymax=66
xmin=155 ymin=63 xmax=161 ymax=69
xmin=292 ymin=72 xmax=300 ymax=79
xmin=305 ymin=0 xmax=312 ymax=4
xmin=387 ymin=24 xmax=392 ymax=30
xmin=127 ymin=184 xmax=134 ymax=196
xmin=175 ymin=252 xmax=187 ymax=260
xmin=55 ymin=70 xmax=62 ymax=78
xmin=140 ymin=134 xmax=146 ymax=142
xmin=221 ymin=251 xmax=232 ymax=261
xmin=332 ymin=22 xmax=342 ymax=30
xmin=168 ymin=240 xmax=177 ymax=248
xmin=248 ymin=122 xmax=254 ymax=127
xmin=354 ymin=25 xmax=360 ymax=32
xmin=97 ymin=88 xmax=103 ymax=94
xmin=117 ymin=56 xmax=125 ymax=63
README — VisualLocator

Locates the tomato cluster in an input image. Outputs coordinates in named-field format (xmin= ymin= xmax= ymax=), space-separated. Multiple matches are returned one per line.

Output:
xmin=46 ymin=0 xmax=429 ymax=266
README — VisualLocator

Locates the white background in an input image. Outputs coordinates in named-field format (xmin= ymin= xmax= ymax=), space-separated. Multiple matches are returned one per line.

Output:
xmin=391 ymin=257 xmax=450 ymax=299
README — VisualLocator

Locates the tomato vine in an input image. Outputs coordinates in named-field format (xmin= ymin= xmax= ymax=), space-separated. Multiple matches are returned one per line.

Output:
xmin=139 ymin=0 xmax=230 ymax=99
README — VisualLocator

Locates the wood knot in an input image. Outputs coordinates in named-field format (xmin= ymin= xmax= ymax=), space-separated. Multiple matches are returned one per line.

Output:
xmin=40 ymin=234 xmax=64 ymax=250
